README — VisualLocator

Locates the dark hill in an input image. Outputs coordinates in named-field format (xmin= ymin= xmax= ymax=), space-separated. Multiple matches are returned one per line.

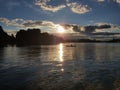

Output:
xmin=0 ymin=26 xmax=15 ymax=46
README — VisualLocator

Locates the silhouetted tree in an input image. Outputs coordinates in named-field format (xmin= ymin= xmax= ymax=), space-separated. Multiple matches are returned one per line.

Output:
xmin=16 ymin=29 xmax=41 ymax=45
xmin=0 ymin=26 xmax=11 ymax=45
xmin=16 ymin=28 xmax=64 ymax=45
xmin=9 ymin=34 xmax=16 ymax=44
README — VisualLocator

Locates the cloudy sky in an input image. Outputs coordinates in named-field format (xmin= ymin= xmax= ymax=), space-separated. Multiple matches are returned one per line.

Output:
xmin=0 ymin=0 xmax=120 ymax=34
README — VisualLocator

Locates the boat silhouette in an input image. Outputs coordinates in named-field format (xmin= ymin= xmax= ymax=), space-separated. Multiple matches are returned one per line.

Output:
xmin=66 ymin=44 xmax=76 ymax=47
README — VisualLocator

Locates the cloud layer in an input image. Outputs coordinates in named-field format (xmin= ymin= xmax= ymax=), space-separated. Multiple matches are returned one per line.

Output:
xmin=96 ymin=0 xmax=120 ymax=4
xmin=116 ymin=0 xmax=120 ymax=4
xmin=60 ymin=23 xmax=120 ymax=35
xmin=0 ymin=17 xmax=55 ymax=28
xmin=96 ymin=0 xmax=105 ymax=2
xmin=34 ymin=0 xmax=120 ymax=14
xmin=0 ymin=17 xmax=64 ymax=33
xmin=68 ymin=2 xmax=91 ymax=14
xmin=0 ymin=17 xmax=120 ymax=35
xmin=35 ymin=0 xmax=91 ymax=14
xmin=35 ymin=0 xmax=66 ymax=12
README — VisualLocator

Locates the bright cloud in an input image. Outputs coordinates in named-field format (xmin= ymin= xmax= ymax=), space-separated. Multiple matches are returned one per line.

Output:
xmin=0 ymin=18 xmax=32 ymax=27
xmin=96 ymin=0 xmax=105 ymax=2
xmin=96 ymin=0 xmax=120 ymax=4
xmin=0 ymin=17 xmax=76 ymax=33
xmin=38 ymin=4 xmax=66 ymax=12
xmin=0 ymin=17 xmax=64 ymax=33
xmin=0 ymin=18 xmax=10 ymax=25
xmin=0 ymin=17 xmax=120 ymax=34
xmin=116 ymin=0 xmax=120 ymax=4
xmin=35 ymin=0 xmax=91 ymax=14
xmin=23 ymin=20 xmax=55 ymax=28
xmin=68 ymin=2 xmax=91 ymax=14
xmin=0 ymin=17 xmax=55 ymax=28
xmin=35 ymin=0 xmax=66 ymax=12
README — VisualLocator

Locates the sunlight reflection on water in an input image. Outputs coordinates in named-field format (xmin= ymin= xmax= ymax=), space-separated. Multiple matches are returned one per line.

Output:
xmin=58 ymin=43 xmax=63 ymax=62
xmin=58 ymin=43 xmax=64 ymax=72
xmin=0 ymin=43 xmax=120 ymax=90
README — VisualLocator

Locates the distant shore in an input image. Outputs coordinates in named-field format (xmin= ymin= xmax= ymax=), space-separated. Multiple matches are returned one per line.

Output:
xmin=0 ymin=25 xmax=120 ymax=46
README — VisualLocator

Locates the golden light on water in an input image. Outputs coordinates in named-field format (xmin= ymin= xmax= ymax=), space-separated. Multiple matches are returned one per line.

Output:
xmin=58 ymin=43 xmax=65 ymax=72
xmin=59 ymin=43 xmax=63 ymax=62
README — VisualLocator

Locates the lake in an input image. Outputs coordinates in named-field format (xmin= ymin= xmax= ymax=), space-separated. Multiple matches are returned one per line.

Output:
xmin=0 ymin=43 xmax=120 ymax=90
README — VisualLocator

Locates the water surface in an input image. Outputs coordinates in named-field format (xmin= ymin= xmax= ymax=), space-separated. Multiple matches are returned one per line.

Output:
xmin=0 ymin=43 xmax=120 ymax=90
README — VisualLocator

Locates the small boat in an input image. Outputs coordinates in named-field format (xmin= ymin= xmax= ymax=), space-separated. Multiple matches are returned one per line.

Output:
xmin=66 ymin=44 xmax=76 ymax=47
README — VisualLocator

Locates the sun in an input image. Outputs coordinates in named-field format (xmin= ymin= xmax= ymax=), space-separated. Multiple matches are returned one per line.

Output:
xmin=56 ymin=24 xmax=65 ymax=33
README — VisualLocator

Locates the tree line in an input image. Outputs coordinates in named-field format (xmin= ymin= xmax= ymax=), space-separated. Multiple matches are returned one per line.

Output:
xmin=0 ymin=25 xmax=120 ymax=46
xmin=0 ymin=26 xmax=63 ymax=46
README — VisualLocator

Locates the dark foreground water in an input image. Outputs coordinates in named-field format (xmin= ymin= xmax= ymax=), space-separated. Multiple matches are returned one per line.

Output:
xmin=0 ymin=43 xmax=120 ymax=90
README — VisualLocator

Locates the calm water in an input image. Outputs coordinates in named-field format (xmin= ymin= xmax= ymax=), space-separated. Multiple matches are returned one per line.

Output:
xmin=0 ymin=43 xmax=120 ymax=90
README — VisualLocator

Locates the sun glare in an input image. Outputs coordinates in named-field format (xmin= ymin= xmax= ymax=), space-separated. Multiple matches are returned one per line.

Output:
xmin=56 ymin=25 xmax=65 ymax=33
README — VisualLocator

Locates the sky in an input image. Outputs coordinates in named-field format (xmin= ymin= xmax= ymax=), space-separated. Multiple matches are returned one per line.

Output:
xmin=0 ymin=0 xmax=120 ymax=35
